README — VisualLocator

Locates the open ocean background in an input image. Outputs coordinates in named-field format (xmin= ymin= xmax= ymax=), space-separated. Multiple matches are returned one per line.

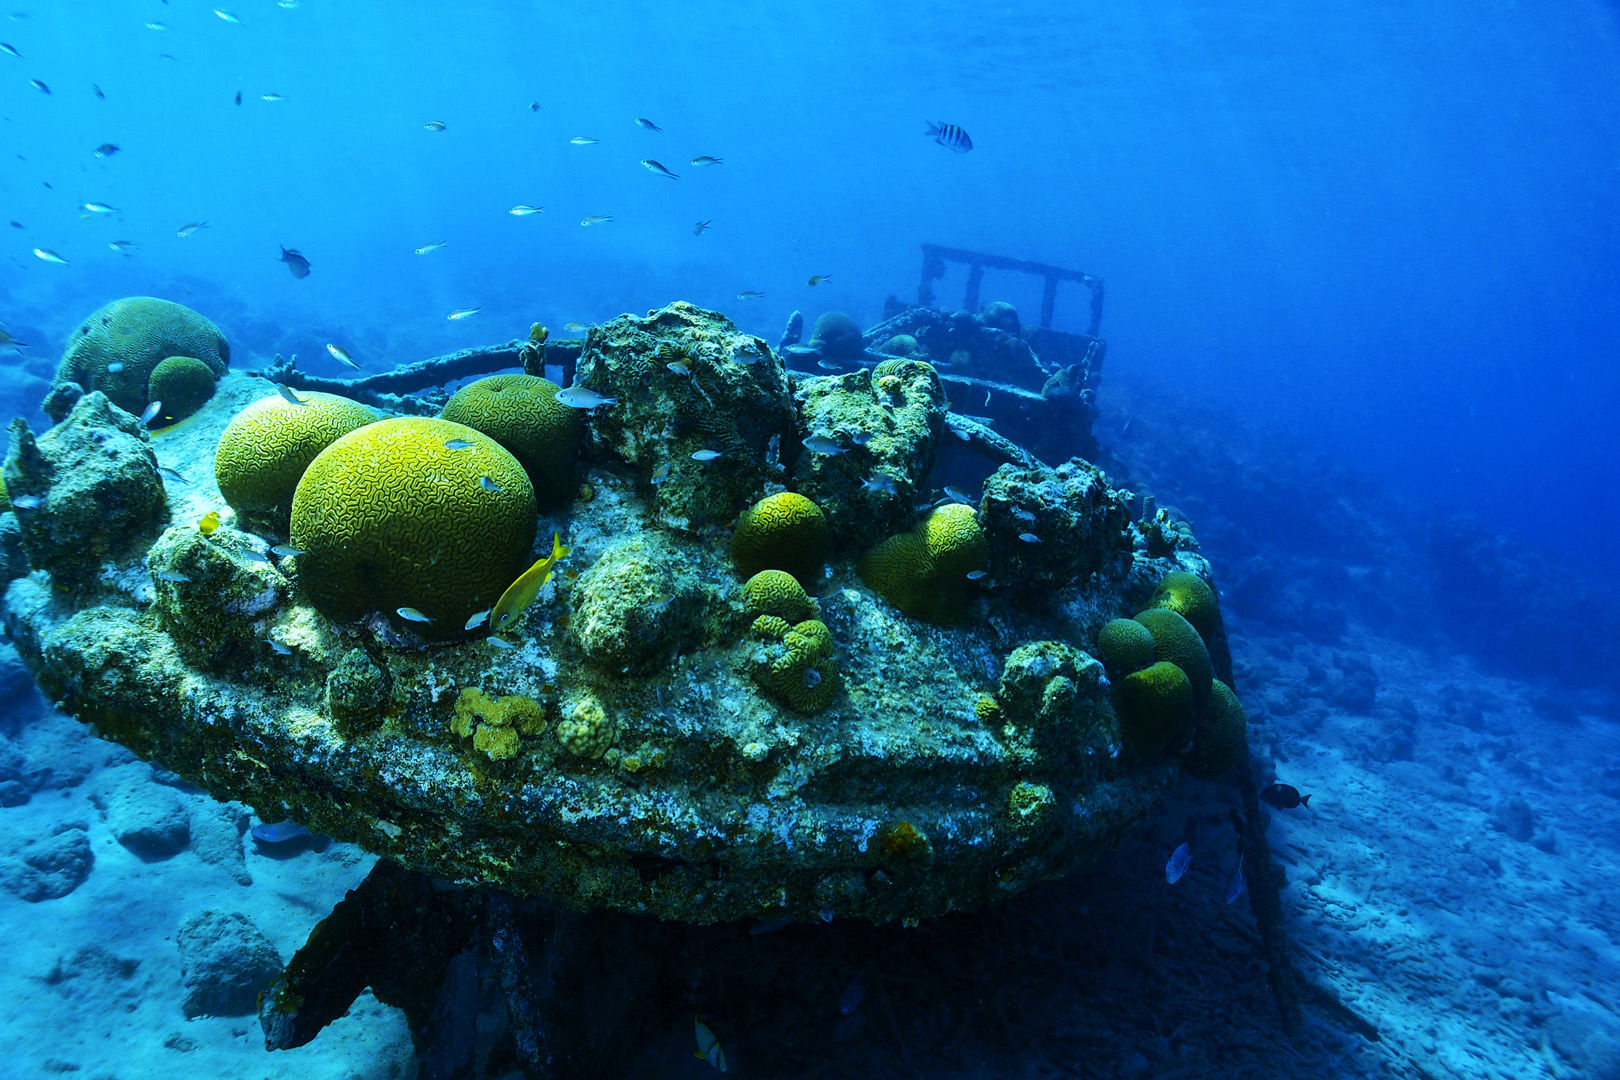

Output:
xmin=5 ymin=0 xmax=1618 ymax=573
xmin=5 ymin=2 xmax=1620 ymax=1078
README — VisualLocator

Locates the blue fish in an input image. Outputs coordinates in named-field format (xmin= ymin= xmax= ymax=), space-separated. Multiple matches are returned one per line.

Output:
xmin=1165 ymin=841 xmax=1192 ymax=884
xmin=251 ymin=819 xmax=312 ymax=844
xmin=1224 ymin=853 xmax=1247 ymax=904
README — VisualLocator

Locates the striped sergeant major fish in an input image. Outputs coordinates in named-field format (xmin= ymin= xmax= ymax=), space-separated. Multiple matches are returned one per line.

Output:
xmin=927 ymin=120 xmax=972 ymax=153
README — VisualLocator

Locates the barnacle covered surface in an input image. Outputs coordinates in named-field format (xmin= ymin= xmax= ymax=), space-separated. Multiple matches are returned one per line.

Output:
xmin=2 ymin=301 xmax=1227 ymax=926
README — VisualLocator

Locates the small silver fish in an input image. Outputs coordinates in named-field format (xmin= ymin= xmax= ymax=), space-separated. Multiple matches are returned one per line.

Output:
xmin=176 ymin=221 xmax=208 ymax=237
xmin=396 ymin=606 xmax=433 ymax=624
xmin=851 ymin=430 xmax=874 ymax=446
xmin=484 ymin=635 xmax=516 ymax=650
xmin=635 ymin=117 xmax=661 ymax=131
xmin=8 ymin=494 xmax=42 ymax=510
xmin=146 ymin=21 xmax=168 ymax=30
xmin=156 ymin=466 xmax=189 ymax=484
xmin=261 ymin=93 xmax=284 ymax=102
xmin=569 ymin=136 xmax=599 ymax=145
xmin=267 ymin=639 xmax=293 ymax=655
xmin=731 ymin=343 xmax=760 ymax=364
xmin=269 ymin=544 xmax=306 ymax=557
xmin=0 ymin=42 xmax=21 ymax=59
xmin=1012 ymin=507 xmax=1036 ymax=524
xmin=690 ymin=155 xmax=723 ymax=166
xmin=802 ymin=434 xmax=845 ymax=455
xmin=860 ymin=473 xmax=896 ymax=495
xmin=479 ymin=476 xmax=503 ymax=493
xmin=444 ymin=438 xmax=475 ymax=450
xmin=464 ymin=608 xmax=490 ymax=630
xmin=215 ymin=9 xmax=241 ymax=23
xmin=106 ymin=362 xmax=125 ymax=373
xmin=276 ymin=384 xmax=307 ymax=406
xmin=1018 ymin=532 xmax=1041 ymax=543
xmin=81 ymin=201 xmax=118 ymax=213
xmin=447 ymin=307 xmax=481 ymax=320
xmin=640 ymin=159 xmax=679 ymax=179
xmin=736 ymin=290 xmax=764 ymax=300
xmin=650 ymin=462 xmax=670 ymax=485
xmin=139 ymin=400 xmax=163 ymax=425
xmin=965 ymin=570 xmax=988 ymax=581
xmin=424 ymin=120 xmax=447 ymax=131
xmin=326 ymin=343 xmax=359 ymax=369
xmin=154 ymin=570 xmax=192 ymax=583
xmin=691 ymin=449 xmax=722 ymax=461
xmin=33 ymin=248 xmax=68 ymax=264
xmin=553 ymin=385 xmax=617 ymax=409
xmin=508 ymin=204 xmax=544 ymax=216
xmin=238 ymin=548 xmax=272 ymax=564
xmin=108 ymin=240 xmax=137 ymax=253
xmin=414 ymin=240 xmax=447 ymax=255
xmin=1165 ymin=841 xmax=1192 ymax=884
xmin=28 ymin=77 xmax=48 ymax=94
xmin=580 ymin=214 xmax=612 ymax=226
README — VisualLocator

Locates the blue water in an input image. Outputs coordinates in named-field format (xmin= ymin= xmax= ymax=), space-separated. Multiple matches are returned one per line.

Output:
xmin=6 ymin=5 xmax=1620 ymax=1075
xmin=5 ymin=0 xmax=1617 ymax=577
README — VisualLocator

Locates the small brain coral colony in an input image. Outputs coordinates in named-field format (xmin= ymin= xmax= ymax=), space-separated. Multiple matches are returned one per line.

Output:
xmin=0 ymin=296 xmax=1250 ymax=935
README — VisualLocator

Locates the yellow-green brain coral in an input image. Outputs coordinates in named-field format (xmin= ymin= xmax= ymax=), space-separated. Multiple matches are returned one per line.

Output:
xmin=215 ymin=392 xmax=377 ymax=514
xmin=750 ymin=615 xmax=839 ymax=712
xmin=1183 ymin=678 xmax=1247 ymax=780
xmin=1150 ymin=570 xmax=1221 ymax=641
xmin=1096 ymin=617 xmax=1156 ymax=679
xmin=740 ymin=569 xmax=817 ymax=623
xmin=49 ymin=297 xmax=229 ymax=422
xmin=1133 ymin=607 xmax=1214 ymax=709
xmin=1115 ymin=660 xmax=1192 ymax=758
xmin=147 ymin=356 xmax=217 ymax=423
xmin=439 ymin=374 xmax=582 ymax=508
xmin=859 ymin=502 xmax=987 ymax=623
xmin=731 ymin=492 xmax=830 ymax=586
xmin=289 ymin=417 xmax=537 ymax=634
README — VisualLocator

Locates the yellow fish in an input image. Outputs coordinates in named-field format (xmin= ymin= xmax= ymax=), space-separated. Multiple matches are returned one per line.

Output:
xmin=199 ymin=510 xmax=221 ymax=536
xmin=489 ymin=532 xmax=570 ymax=634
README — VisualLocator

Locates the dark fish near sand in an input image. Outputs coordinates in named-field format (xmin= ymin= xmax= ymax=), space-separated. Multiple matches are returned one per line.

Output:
xmin=251 ymin=820 xmax=311 ymax=844
xmin=279 ymin=245 xmax=311 ymax=278
xmin=926 ymin=120 xmax=972 ymax=153
xmin=1260 ymin=782 xmax=1311 ymax=810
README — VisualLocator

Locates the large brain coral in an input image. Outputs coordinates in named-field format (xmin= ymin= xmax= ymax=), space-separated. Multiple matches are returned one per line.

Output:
xmin=289 ymin=417 xmax=537 ymax=635
xmin=731 ymin=492 xmax=830 ymax=587
xmin=47 ymin=297 xmax=229 ymax=422
xmin=439 ymin=374 xmax=582 ymax=508
xmin=859 ymin=502 xmax=988 ymax=623
xmin=216 ymin=392 xmax=377 ymax=516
